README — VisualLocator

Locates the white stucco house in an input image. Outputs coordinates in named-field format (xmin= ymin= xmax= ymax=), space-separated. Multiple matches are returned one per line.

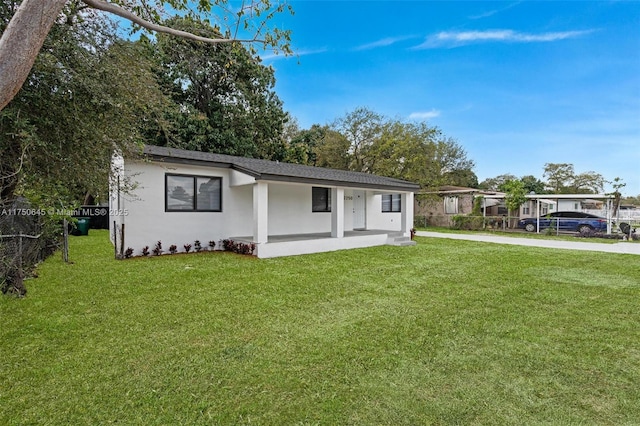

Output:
xmin=110 ymin=145 xmax=420 ymax=258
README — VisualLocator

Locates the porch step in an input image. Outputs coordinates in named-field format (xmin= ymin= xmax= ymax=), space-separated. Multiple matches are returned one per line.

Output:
xmin=387 ymin=234 xmax=417 ymax=247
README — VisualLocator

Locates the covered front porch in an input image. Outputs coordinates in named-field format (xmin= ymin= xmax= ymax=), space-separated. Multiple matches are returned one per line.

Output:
xmin=232 ymin=229 xmax=414 ymax=258
xmin=243 ymin=182 xmax=415 ymax=257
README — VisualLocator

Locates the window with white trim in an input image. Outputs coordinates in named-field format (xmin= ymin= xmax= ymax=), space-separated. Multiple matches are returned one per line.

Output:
xmin=165 ymin=174 xmax=222 ymax=212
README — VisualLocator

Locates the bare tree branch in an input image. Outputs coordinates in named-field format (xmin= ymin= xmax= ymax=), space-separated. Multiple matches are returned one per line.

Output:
xmin=81 ymin=0 xmax=266 ymax=44
xmin=1 ymin=141 xmax=31 ymax=181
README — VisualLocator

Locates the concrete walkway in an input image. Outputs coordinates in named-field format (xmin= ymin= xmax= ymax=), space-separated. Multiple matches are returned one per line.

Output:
xmin=415 ymin=231 xmax=640 ymax=255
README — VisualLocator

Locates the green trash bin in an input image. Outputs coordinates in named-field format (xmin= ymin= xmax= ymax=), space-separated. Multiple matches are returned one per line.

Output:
xmin=76 ymin=217 xmax=90 ymax=236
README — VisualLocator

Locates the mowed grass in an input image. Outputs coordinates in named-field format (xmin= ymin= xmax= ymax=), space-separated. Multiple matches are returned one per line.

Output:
xmin=1 ymin=230 xmax=639 ymax=425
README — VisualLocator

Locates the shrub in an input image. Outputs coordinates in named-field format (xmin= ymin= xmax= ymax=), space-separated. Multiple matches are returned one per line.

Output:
xmin=141 ymin=246 xmax=149 ymax=256
xmin=575 ymin=229 xmax=639 ymax=241
xmin=184 ymin=244 xmax=192 ymax=253
xmin=152 ymin=241 xmax=163 ymax=256
xmin=124 ymin=247 xmax=134 ymax=258
xmin=222 ymin=239 xmax=256 ymax=256
xmin=451 ymin=215 xmax=484 ymax=230
xmin=169 ymin=244 xmax=177 ymax=254
xmin=194 ymin=240 xmax=202 ymax=252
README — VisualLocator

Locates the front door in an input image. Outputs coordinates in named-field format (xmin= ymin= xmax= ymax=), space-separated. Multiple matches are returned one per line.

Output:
xmin=353 ymin=190 xmax=366 ymax=229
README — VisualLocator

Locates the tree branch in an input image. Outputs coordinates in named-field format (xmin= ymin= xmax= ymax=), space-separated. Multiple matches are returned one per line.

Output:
xmin=0 ymin=0 xmax=68 ymax=111
xmin=1 ymin=140 xmax=31 ymax=181
xmin=81 ymin=0 xmax=266 ymax=44
xmin=0 ymin=0 xmax=280 ymax=112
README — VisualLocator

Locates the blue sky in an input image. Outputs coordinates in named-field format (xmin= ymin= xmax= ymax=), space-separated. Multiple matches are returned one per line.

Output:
xmin=260 ymin=1 xmax=640 ymax=196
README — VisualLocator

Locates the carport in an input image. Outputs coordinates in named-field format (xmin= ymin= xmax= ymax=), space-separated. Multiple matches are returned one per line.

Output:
xmin=481 ymin=193 xmax=616 ymax=234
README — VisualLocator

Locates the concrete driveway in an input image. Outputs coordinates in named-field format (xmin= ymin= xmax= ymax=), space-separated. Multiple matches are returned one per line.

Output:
xmin=415 ymin=231 xmax=640 ymax=255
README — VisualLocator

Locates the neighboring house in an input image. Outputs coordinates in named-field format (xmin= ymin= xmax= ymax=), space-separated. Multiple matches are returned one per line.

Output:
xmin=110 ymin=145 xmax=420 ymax=258
xmin=415 ymin=186 xmax=504 ymax=227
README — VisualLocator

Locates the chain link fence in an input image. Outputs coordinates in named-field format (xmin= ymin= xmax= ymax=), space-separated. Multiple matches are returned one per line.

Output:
xmin=1 ymin=198 xmax=61 ymax=296
xmin=414 ymin=214 xmax=517 ymax=230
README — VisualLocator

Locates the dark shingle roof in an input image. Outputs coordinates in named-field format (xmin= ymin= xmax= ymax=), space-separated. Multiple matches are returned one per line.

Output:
xmin=143 ymin=145 xmax=420 ymax=192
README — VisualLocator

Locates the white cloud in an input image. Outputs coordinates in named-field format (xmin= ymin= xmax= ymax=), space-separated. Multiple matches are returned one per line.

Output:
xmin=354 ymin=36 xmax=416 ymax=51
xmin=412 ymin=29 xmax=595 ymax=49
xmin=260 ymin=48 xmax=328 ymax=61
xmin=409 ymin=109 xmax=441 ymax=120
xmin=468 ymin=2 xmax=522 ymax=20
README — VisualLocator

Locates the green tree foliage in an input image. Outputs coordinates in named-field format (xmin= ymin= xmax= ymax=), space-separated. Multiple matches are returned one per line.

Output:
xmin=290 ymin=108 xmax=476 ymax=189
xmin=543 ymin=163 xmax=575 ymax=193
xmin=622 ymin=194 xmax=640 ymax=206
xmin=367 ymin=120 xmax=436 ymax=182
xmin=147 ymin=16 xmax=289 ymax=159
xmin=503 ymin=179 xmax=527 ymax=215
xmin=482 ymin=169 xmax=605 ymax=196
xmin=434 ymin=136 xmax=477 ymax=188
xmin=543 ymin=163 xmax=604 ymax=194
xmin=312 ymin=128 xmax=351 ymax=170
xmin=0 ymin=0 xmax=293 ymax=111
xmin=331 ymin=107 xmax=384 ymax=173
xmin=445 ymin=169 xmax=479 ymax=188
xmin=283 ymin=124 xmax=351 ymax=169
xmin=479 ymin=174 xmax=517 ymax=191
xmin=520 ymin=175 xmax=546 ymax=194
xmin=609 ymin=177 xmax=626 ymax=217
xmin=571 ymin=171 xmax=604 ymax=194
xmin=0 ymin=8 xmax=169 ymax=205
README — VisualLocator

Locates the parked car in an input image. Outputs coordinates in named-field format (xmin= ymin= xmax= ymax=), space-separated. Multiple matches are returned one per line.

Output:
xmin=518 ymin=211 xmax=608 ymax=233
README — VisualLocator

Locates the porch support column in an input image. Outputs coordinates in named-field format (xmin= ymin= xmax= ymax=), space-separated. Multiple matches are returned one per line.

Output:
xmin=606 ymin=197 xmax=612 ymax=234
xmin=253 ymin=181 xmax=268 ymax=244
xmin=331 ymin=187 xmax=344 ymax=238
xmin=401 ymin=192 xmax=414 ymax=236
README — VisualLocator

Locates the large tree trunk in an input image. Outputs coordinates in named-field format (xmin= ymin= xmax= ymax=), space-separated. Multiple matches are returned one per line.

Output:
xmin=0 ymin=0 xmax=67 ymax=111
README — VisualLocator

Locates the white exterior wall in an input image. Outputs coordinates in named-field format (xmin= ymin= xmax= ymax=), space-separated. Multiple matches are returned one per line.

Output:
xmin=252 ymin=185 xmax=364 ymax=236
xmin=267 ymin=183 xmax=331 ymax=235
xmin=257 ymin=233 xmax=390 ymax=258
xmin=558 ymin=200 xmax=580 ymax=211
xmin=343 ymin=191 xmax=355 ymax=231
xmin=113 ymin=160 xmax=416 ymax=257
xmin=118 ymin=161 xmax=253 ymax=255
xmin=365 ymin=193 xmax=403 ymax=232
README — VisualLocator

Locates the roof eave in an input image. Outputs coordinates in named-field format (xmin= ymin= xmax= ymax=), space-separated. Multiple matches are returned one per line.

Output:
xmin=255 ymin=173 xmax=420 ymax=192
xmin=141 ymin=145 xmax=419 ymax=192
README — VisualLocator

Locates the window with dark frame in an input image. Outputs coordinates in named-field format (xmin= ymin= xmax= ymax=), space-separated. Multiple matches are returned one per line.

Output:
xmin=165 ymin=174 xmax=222 ymax=212
xmin=312 ymin=187 xmax=331 ymax=212
xmin=382 ymin=193 xmax=402 ymax=212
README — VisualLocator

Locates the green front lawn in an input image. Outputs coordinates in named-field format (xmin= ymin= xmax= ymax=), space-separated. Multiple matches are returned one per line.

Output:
xmin=2 ymin=230 xmax=639 ymax=425
xmin=420 ymin=226 xmax=638 ymax=244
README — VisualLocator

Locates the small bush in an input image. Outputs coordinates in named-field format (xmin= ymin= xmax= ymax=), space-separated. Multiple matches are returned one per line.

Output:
xmin=152 ymin=241 xmax=162 ymax=256
xmin=169 ymin=244 xmax=177 ymax=254
xmin=575 ymin=229 xmax=639 ymax=241
xmin=141 ymin=246 xmax=149 ymax=256
xmin=222 ymin=239 xmax=255 ymax=256
xmin=124 ymin=247 xmax=134 ymax=258
xmin=184 ymin=244 xmax=192 ymax=253
xmin=451 ymin=215 xmax=484 ymax=230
